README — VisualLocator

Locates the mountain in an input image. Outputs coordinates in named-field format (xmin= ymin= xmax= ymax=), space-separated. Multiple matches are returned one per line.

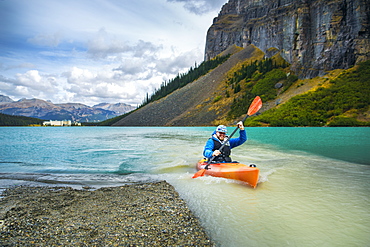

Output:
xmin=0 ymin=95 xmax=14 ymax=103
xmin=205 ymin=0 xmax=370 ymax=79
xmin=0 ymin=97 xmax=135 ymax=122
xmin=112 ymin=0 xmax=370 ymax=127
xmin=93 ymin=103 xmax=134 ymax=115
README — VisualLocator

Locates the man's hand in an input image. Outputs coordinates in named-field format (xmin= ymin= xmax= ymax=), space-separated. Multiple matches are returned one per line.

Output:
xmin=237 ymin=121 xmax=244 ymax=130
xmin=212 ymin=150 xmax=221 ymax=156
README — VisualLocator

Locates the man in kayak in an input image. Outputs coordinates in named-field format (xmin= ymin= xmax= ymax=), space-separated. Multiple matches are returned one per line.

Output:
xmin=203 ymin=121 xmax=246 ymax=163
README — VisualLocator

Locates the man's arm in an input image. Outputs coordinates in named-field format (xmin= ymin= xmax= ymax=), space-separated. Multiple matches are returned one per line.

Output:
xmin=203 ymin=139 xmax=215 ymax=158
xmin=229 ymin=129 xmax=247 ymax=148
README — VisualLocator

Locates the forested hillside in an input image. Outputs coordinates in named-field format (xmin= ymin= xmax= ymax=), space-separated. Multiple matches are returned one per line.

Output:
xmin=0 ymin=113 xmax=43 ymax=126
xmin=245 ymin=60 xmax=370 ymax=127
xmin=140 ymin=54 xmax=231 ymax=107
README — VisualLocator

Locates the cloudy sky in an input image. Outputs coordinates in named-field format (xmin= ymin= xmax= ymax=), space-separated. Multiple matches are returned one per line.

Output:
xmin=0 ymin=0 xmax=227 ymax=106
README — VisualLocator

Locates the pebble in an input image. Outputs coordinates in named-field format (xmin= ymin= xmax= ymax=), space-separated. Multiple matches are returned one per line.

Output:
xmin=0 ymin=181 xmax=215 ymax=246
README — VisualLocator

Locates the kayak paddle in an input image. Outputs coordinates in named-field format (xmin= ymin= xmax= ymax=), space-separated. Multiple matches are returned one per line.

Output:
xmin=192 ymin=96 xmax=263 ymax=179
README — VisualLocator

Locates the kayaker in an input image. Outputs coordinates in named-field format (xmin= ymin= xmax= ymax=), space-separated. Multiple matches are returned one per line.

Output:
xmin=203 ymin=122 xmax=246 ymax=163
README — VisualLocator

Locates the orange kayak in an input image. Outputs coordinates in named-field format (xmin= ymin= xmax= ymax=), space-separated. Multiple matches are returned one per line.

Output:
xmin=196 ymin=159 xmax=260 ymax=188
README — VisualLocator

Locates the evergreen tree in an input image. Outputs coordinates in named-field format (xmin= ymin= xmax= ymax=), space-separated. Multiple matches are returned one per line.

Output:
xmin=139 ymin=54 xmax=231 ymax=107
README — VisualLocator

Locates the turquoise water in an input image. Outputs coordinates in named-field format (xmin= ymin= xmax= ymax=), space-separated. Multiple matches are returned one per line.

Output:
xmin=248 ymin=127 xmax=370 ymax=165
xmin=1 ymin=127 xmax=369 ymax=246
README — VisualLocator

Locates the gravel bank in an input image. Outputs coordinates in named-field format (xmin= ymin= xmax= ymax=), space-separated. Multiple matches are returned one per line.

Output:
xmin=0 ymin=181 xmax=214 ymax=246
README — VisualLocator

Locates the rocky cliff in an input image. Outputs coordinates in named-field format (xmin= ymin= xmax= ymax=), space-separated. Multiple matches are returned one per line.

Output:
xmin=205 ymin=0 xmax=370 ymax=78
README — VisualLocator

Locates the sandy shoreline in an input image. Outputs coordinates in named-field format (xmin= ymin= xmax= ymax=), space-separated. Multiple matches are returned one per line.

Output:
xmin=0 ymin=181 xmax=214 ymax=246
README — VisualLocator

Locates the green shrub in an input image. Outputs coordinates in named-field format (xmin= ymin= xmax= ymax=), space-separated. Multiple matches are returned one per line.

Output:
xmin=248 ymin=60 xmax=370 ymax=126
xmin=282 ymin=74 xmax=298 ymax=92
xmin=328 ymin=117 xmax=363 ymax=127
xmin=251 ymin=69 xmax=287 ymax=101
xmin=213 ymin=95 xmax=222 ymax=103
xmin=233 ymin=83 xmax=241 ymax=93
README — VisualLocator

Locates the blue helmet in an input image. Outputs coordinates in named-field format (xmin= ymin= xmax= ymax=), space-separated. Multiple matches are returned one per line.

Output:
xmin=216 ymin=125 xmax=227 ymax=133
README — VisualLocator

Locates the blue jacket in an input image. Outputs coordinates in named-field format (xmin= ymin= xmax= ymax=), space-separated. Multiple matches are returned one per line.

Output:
xmin=203 ymin=129 xmax=247 ymax=159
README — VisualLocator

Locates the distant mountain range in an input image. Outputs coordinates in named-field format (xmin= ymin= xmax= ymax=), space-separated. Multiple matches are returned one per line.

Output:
xmin=0 ymin=95 xmax=136 ymax=122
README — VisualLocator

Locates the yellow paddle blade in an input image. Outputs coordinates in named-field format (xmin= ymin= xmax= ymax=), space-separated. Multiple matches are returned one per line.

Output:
xmin=192 ymin=169 xmax=206 ymax=178
xmin=247 ymin=96 xmax=262 ymax=116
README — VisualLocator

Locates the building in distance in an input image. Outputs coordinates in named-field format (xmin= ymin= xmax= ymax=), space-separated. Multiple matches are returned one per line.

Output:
xmin=43 ymin=120 xmax=81 ymax=126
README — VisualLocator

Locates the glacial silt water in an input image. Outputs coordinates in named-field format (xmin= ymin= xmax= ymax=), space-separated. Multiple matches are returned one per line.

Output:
xmin=1 ymin=127 xmax=369 ymax=246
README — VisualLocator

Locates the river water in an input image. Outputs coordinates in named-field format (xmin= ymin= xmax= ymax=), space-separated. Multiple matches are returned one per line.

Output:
xmin=0 ymin=127 xmax=369 ymax=246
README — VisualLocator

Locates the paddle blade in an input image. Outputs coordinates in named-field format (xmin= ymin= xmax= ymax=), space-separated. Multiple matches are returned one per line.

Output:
xmin=192 ymin=169 xmax=206 ymax=178
xmin=247 ymin=96 xmax=263 ymax=116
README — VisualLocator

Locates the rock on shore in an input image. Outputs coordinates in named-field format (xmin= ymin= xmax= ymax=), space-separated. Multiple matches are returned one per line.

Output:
xmin=0 ymin=181 xmax=214 ymax=246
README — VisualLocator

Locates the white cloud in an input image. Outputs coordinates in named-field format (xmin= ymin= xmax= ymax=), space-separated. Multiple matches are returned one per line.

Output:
xmin=17 ymin=70 xmax=42 ymax=84
xmin=0 ymin=71 xmax=58 ymax=100
xmin=86 ymin=29 xmax=163 ymax=60
xmin=15 ymin=70 xmax=57 ymax=93
xmin=1 ymin=63 xmax=35 ymax=71
xmin=28 ymin=32 xmax=63 ymax=47
xmin=0 ymin=0 xmax=226 ymax=106
xmin=62 ymin=66 xmax=159 ymax=106
xmin=167 ymin=0 xmax=226 ymax=15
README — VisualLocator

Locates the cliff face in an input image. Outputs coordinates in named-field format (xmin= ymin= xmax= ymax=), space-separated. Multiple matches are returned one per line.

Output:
xmin=205 ymin=0 xmax=370 ymax=78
